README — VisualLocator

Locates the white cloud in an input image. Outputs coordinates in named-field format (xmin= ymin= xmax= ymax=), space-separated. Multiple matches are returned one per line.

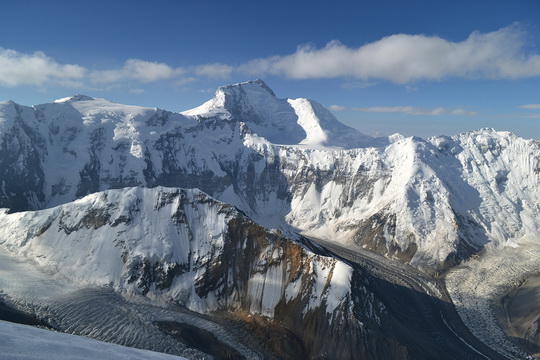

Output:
xmin=0 ymin=48 xmax=86 ymax=87
xmin=449 ymin=109 xmax=478 ymax=116
xmin=174 ymin=77 xmax=197 ymax=86
xmin=194 ymin=63 xmax=233 ymax=79
xmin=520 ymin=104 xmax=540 ymax=110
xmin=0 ymin=49 xmax=230 ymax=90
xmin=90 ymin=59 xmax=185 ymax=84
xmin=328 ymin=105 xmax=348 ymax=111
xmin=518 ymin=104 xmax=540 ymax=118
xmin=354 ymin=106 xmax=477 ymax=116
xmin=239 ymin=24 xmax=540 ymax=83
xmin=3 ymin=23 xmax=539 ymax=92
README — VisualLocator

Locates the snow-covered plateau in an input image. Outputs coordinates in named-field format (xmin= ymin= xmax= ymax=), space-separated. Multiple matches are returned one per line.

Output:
xmin=0 ymin=80 xmax=538 ymax=359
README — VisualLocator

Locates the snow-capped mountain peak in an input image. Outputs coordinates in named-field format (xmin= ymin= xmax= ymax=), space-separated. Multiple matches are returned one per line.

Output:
xmin=219 ymin=78 xmax=277 ymax=98
xmin=184 ymin=79 xmax=386 ymax=149
xmin=182 ymin=79 xmax=276 ymax=118
xmin=54 ymin=94 xmax=98 ymax=103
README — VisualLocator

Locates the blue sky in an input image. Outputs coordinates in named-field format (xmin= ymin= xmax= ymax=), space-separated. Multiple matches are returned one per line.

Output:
xmin=1 ymin=0 xmax=540 ymax=140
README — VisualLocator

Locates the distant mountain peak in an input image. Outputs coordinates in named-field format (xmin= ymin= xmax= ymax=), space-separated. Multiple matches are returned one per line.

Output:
xmin=182 ymin=79 xmax=284 ymax=123
xmin=180 ymin=79 xmax=385 ymax=149
xmin=218 ymin=79 xmax=276 ymax=97
xmin=213 ymin=79 xmax=279 ymax=115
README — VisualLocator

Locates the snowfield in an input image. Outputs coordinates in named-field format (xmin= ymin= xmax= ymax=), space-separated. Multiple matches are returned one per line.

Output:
xmin=0 ymin=320 xmax=186 ymax=360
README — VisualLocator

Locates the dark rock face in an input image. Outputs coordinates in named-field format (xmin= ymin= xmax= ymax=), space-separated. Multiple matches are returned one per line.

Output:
xmin=168 ymin=215 xmax=404 ymax=359
xmin=0 ymin=104 xmax=46 ymax=212
xmin=128 ymin=260 xmax=188 ymax=296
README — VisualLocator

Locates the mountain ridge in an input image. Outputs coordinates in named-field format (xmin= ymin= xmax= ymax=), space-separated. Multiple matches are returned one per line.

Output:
xmin=0 ymin=80 xmax=539 ymax=358
xmin=0 ymin=80 xmax=538 ymax=270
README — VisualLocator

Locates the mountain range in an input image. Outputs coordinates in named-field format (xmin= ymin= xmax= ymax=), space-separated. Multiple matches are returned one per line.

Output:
xmin=0 ymin=79 xmax=538 ymax=359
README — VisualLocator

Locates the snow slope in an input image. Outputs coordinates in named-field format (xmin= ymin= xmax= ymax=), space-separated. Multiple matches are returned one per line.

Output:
xmin=0 ymin=320 xmax=186 ymax=360
xmin=0 ymin=187 xmax=354 ymax=318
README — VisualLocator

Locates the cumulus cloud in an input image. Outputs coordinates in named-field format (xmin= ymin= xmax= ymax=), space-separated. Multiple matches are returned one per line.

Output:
xmin=90 ymin=59 xmax=185 ymax=84
xmin=0 ymin=49 xmax=230 ymax=89
xmin=0 ymin=48 xmax=86 ymax=87
xmin=354 ymin=106 xmax=477 ymax=116
xmin=194 ymin=63 xmax=233 ymax=79
xmin=3 ymin=23 xmax=540 ymax=91
xmin=239 ymin=24 xmax=540 ymax=83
